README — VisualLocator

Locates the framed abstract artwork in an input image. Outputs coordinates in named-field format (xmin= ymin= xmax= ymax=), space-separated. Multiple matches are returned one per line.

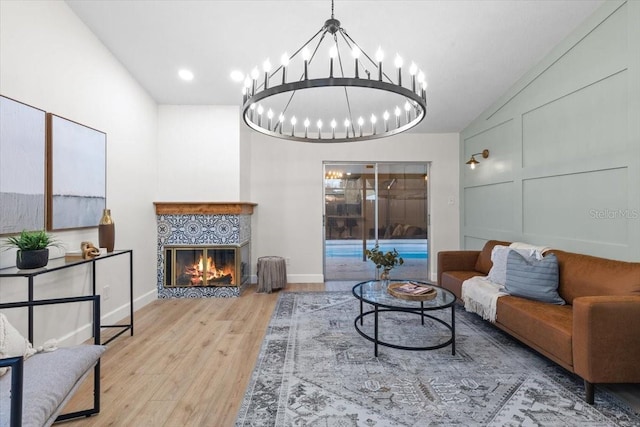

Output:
xmin=0 ymin=96 xmax=47 ymax=235
xmin=46 ymin=114 xmax=106 ymax=231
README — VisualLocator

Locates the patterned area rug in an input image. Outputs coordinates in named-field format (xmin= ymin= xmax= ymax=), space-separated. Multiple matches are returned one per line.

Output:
xmin=236 ymin=292 xmax=640 ymax=426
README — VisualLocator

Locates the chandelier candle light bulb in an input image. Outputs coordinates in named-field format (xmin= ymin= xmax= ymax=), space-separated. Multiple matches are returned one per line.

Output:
xmin=358 ymin=116 xmax=364 ymax=137
xmin=302 ymin=47 xmax=311 ymax=80
xmin=243 ymin=77 xmax=251 ymax=103
xmin=304 ymin=118 xmax=310 ymax=138
xmin=394 ymin=54 xmax=403 ymax=86
xmin=329 ymin=45 xmax=337 ymax=77
xmin=280 ymin=52 xmax=289 ymax=84
xmin=383 ymin=110 xmax=390 ymax=132
xmin=279 ymin=113 xmax=285 ymax=134
xmin=344 ymin=118 xmax=350 ymax=138
xmin=395 ymin=106 xmax=401 ymax=128
xmin=263 ymin=59 xmax=271 ymax=89
xmin=267 ymin=109 xmax=274 ymax=131
xmin=330 ymin=119 xmax=337 ymax=138
xmin=376 ymin=47 xmax=384 ymax=81
xmin=370 ymin=114 xmax=377 ymax=135
xmin=257 ymin=104 xmax=264 ymax=127
xmin=410 ymin=62 xmax=418 ymax=91
xmin=352 ymin=46 xmax=361 ymax=78
xmin=317 ymin=119 xmax=323 ymax=139
xmin=404 ymin=101 xmax=411 ymax=123
xmin=250 ymin=67 xmax=259 ymax=95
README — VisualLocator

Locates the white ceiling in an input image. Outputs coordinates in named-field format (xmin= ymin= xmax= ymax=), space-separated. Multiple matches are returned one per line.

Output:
xmin=65 ymin=0 xmax=604 ymax=133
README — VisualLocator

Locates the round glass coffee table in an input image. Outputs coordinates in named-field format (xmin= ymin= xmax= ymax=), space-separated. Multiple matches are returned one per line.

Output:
xmin=352 ymin=280 xmax=456 ymax=357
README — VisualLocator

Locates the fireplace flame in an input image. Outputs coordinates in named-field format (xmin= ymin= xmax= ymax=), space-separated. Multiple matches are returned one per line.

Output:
xmin=185 ymin=255 xmax=234 ymax=285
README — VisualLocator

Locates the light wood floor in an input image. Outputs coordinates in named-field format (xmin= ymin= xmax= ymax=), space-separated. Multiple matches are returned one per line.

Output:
xmin=64 ymin=283 xmax=639 ymax=426
xmin=64 ymin=284 xmax=322 ymax=426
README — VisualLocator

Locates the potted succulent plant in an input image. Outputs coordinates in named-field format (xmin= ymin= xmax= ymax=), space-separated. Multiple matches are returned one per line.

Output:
xmin=2 ymin=230 xmax=61 ymax=269
xmin=365 ymin=244 xmax=404 ymax=282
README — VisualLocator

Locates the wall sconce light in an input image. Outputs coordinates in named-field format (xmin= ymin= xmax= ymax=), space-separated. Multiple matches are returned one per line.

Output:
xmin=465 ymin=149 xmax=489 ymax=170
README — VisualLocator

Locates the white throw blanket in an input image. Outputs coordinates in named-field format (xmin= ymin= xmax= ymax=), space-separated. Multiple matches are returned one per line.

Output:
xmin=509 ymin=242 xmax=550 ymax=260
xmin=461 ymin=276 xmax=507 ymax=323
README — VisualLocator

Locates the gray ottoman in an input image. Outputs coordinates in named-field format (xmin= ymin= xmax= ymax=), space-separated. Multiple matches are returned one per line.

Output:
xmin=257 ymin=256 xmax=287 ymax=293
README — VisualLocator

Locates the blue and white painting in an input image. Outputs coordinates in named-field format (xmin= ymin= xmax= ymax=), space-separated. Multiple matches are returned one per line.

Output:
xmin=0 ymin=96 xmax=46 ymax=234
xmin=49 ymin=114 xmax=106 ymax=230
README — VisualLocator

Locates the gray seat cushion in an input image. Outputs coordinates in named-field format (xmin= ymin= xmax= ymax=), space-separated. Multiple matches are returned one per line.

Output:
xmin=0 ymin=345 xmax=105 ymax=427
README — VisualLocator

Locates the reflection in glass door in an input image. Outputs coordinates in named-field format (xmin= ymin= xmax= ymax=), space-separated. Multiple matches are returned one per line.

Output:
xmin=323 ymin=162 xmax=429 ymax=282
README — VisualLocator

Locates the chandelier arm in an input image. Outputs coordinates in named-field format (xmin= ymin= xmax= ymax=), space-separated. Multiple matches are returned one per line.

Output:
xmin=266 ymin=26 xmax=326 ymax=85
xmin=340 ymin=29 xmax=394 ymax=84
xmin=334 ymin=36 xmax=357 ymax=136
xmin=340 ymin=27 xmax=371 ymax=76
xmin=338 ymin=29 xmax=372 ymax=79
xmin=307 ymin=31 xmax=328 ymax=68
xmin=272 ymin=28 xmax=330 ymax=132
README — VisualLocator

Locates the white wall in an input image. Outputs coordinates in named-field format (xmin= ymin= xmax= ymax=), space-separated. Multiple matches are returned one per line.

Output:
xmin=0 ymin=1 xmax=158 ymax=345
xmin=460 ymin=0 xmax=640 ymax=262
xmin=0 ymin=2 xmax=460 ymax=347
xmin=248 ymin=132 xmax=460 ymax=283
xmin=156 ymin=105 xmax=241 ymax=201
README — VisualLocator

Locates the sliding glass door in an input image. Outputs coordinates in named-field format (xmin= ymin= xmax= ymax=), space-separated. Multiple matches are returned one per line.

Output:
xmin=323 ymin=162 xmax=429 ymax=282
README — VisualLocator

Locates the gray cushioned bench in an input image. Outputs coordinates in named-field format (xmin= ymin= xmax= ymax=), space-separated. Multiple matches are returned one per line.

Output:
xmin=0 ymin=295 xmax=105 ymax=427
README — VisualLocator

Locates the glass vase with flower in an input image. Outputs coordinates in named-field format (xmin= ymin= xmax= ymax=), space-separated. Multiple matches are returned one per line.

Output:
xmin=365 ymin=244 xmax=404 ymax=293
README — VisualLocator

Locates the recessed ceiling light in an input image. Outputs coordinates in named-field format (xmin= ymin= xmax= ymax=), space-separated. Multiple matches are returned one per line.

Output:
xmin=230 ymin=70 xmax=245 ymax=82
xmin=178 ymin=69 xmax=194 ymax=81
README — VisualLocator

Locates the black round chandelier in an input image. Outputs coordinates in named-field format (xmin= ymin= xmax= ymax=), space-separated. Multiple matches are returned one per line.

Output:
xmin=237 ymin=1 xmax=428 ymax=143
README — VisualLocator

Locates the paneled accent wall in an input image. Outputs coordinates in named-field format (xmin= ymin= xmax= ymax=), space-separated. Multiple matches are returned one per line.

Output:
xmin=460 ymin=0 xmax=640 ymax=261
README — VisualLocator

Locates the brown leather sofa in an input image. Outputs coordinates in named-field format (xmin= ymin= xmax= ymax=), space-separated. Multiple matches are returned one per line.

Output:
xmin=438 ymin=240 xmax=640 ymax=404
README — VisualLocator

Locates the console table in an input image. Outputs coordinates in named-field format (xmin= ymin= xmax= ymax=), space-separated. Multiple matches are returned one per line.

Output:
xmin=0 ymin=249 xmax=133 ymax=345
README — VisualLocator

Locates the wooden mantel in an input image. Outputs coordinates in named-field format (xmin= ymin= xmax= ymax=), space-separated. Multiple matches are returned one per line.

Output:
xmin=153 ymin=202 xmax=257 ymax=215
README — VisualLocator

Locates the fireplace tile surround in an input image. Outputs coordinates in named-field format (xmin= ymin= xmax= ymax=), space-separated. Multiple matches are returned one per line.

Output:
xmin=154 ymin=202 xmax=256 ymax=298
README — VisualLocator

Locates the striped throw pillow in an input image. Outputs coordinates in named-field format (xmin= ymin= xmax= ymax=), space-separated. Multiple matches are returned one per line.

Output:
xmin=504 ymin=251 xmax=565 ymax=305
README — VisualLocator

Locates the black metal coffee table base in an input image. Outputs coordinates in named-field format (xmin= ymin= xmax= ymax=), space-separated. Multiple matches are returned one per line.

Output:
xmin=352 ymin=281 xmax=456 ymax=357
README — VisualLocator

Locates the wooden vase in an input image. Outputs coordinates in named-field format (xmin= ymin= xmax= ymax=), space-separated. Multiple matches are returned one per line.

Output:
xmin=99 ymin=209 xmax=115 ymax=252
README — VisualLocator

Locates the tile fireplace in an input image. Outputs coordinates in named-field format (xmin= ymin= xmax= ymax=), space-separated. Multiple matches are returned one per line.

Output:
xmin=154 ymin=202 xmax=256 ymax=298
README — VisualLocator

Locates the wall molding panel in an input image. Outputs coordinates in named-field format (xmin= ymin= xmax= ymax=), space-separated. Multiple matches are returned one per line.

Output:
xmin=460 ymin=0 xmax=640 ymax=261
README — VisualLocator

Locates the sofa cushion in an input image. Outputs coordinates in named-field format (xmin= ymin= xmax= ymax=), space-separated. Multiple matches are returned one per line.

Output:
xmin=487 ymin=245 xmax=535 ymax=286
xmin=504 ymin=251 xmax=565 ymax=305
xmin=496 ymin=296 xmax=573 ymax=367
xmin=0 ymin=345 xmax=105 ymax=427
xmin=474 ymin=240 xmax=512 ymax=275
xmin=440 ymin=271 xmax=482 ymax=299
xmin=553 ymin=250 xmax=640 ymax=304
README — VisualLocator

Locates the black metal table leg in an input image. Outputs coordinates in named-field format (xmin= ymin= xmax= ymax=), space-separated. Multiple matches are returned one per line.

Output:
xmin=421 ymin=301 xmax=424 ymax=325
xmin=129 ymin=251 xmax=134 ymax=336
xmin=374 ymin=304 xmax=379 ymax=357
xmin=451 ymin=305 xmax=456 ymax=355
xmin=28 ymin=277 xmax=34 ymax=344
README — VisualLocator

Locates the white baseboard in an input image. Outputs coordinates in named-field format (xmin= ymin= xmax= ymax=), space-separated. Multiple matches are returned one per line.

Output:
xmin=287 ymin=274 xmax=325 ymax=283
xmin=57 ymin=288 xmax=158 ymax=347
xmin=251 ymin=274 xmax=325 ymax=284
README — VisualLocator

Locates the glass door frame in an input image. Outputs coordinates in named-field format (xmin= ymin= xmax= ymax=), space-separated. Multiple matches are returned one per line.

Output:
xmin=323 ymin=161 xmax=431 ymax=282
